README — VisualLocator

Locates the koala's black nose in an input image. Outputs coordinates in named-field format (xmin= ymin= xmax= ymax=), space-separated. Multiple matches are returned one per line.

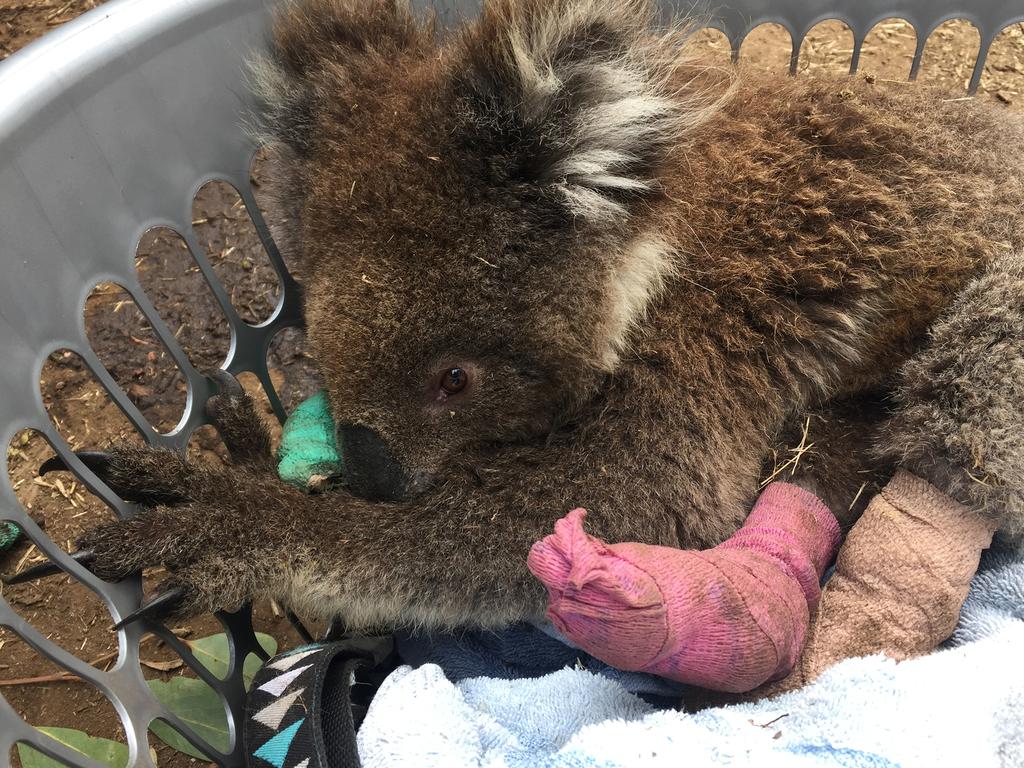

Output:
xmin=337 ymin=424 xmax=407 ymax=502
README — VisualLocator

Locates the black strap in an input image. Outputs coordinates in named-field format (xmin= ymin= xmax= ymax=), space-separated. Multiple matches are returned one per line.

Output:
xmin=317 ymin=656 xmax=365 ymax=768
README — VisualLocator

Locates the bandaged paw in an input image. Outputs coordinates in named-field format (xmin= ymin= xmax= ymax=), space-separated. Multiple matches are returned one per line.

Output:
xmin=528 ymin=484 xmax=841 ymax=692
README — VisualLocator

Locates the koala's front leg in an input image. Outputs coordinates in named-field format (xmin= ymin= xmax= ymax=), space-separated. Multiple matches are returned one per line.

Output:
xmin=20 ymin=442 xmax=563 ymax=629
xmin=70 ymin=463 xmax=302 ymax=621
xmin=876 ymin=251 xmax=1024 ymax=546
xmin=13 ymin=371 xmax=770 ymax=631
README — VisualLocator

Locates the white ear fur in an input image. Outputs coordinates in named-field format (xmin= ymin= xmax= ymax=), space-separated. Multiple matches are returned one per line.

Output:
xmin=600 ymin=235 xmax=678 ymax=367
xmin=495 ymin=0 xmax=720 ymax=222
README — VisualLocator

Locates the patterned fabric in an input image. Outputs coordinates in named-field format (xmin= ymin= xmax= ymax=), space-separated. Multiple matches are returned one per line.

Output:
xmin=244 ymin=638 xmax=395 ymax=768
xmin=246 ymin=644 xmax=333 ymax=768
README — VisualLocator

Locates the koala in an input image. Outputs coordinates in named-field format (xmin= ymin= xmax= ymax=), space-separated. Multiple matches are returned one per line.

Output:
xmin=15 ymin=0 xmax=1024 ymax=633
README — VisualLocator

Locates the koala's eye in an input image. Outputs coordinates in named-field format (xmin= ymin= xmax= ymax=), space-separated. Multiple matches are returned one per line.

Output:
xmin=441 ymin=368 xmax=468 ymax=395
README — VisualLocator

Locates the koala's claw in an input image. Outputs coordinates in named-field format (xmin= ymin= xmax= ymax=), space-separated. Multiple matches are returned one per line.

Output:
xmin=2 ymin=549 xmax=96 ymax=585
xmin=111 ymin=586 xmax=188 ymax=630
xmin=207 ymin=368 xmax=245 ymax=399
xmin=4 ymin=545 xmax=192 ymax=628
xmin=38 ymin=446 xmax=195 ymax=506
xmin=39 ymin=451 xmax=112 ymax=479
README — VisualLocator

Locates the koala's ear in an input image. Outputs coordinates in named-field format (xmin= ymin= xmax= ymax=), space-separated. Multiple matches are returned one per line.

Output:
xmin=249 ymin=0 xmax=431 ymax=154
xmin=455 ymin=0 xmax=724 ymax=223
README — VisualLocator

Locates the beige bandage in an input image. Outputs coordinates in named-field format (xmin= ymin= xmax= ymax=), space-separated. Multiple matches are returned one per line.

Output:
xmin=764 ymin=470 xmax=997 ymax=695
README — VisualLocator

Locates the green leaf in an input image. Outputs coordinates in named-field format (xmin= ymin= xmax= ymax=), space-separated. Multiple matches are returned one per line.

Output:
xmin=148 ymin=678 xmax=226 ymax=760
xmin=17 ymin=727 xmax=128 ymax=768
xmin=243 ymin=650 xmax=271 ymax=690
xmin=146 ymin=632 xmax=278 ymax=760
xmin=182 ymin=632 xmax=277 ymax=684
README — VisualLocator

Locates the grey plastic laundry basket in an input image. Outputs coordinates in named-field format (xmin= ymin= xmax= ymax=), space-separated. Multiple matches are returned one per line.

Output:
xmin=1 ymin=1 xmax=1022 ymax=766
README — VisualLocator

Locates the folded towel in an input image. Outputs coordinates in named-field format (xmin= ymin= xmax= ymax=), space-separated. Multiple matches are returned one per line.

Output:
xmin=946 ymin=546 xmax=1024 ymax=647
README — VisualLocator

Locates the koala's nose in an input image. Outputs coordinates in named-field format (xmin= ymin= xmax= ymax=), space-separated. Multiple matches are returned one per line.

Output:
xmin=337 ymin=423 xmax=407 ymax=502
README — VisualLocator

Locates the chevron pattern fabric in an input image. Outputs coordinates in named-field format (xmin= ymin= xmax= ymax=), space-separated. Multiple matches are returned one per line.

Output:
xmin=246 ymin=644 xmax=330 ymax=768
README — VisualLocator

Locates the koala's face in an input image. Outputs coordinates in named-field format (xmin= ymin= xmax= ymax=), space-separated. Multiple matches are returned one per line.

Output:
xmin=297 ymin=84 xmax=611 ymax=500
xmin=301 ymin=194 xmax=599 ymax=498
xmin=255 ymin=0 xmax=718 ymax=500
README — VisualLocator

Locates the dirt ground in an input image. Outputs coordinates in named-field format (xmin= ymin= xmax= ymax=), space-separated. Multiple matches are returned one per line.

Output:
xmin=1 ymin=2 xmax=1023 ymax=767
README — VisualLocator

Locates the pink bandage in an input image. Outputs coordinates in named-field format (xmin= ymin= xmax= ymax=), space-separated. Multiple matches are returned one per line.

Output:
xmin=527 ymin=483 xmax=841 ymax=692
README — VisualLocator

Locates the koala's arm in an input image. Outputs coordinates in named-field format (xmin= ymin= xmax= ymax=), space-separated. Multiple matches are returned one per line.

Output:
xmin=76 ymin=455 xmax=560 ymax=630
xmin=876 ymin=251 xmax=1024 ymax=546
xmin=66 ymin=369 xmax=766 ymax=631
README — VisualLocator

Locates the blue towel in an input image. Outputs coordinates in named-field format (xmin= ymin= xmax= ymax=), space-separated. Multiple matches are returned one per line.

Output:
xmin=360 ymin=545 xmax=1024 ymax=767
xmin=395 ymin=623 xmax=690 ymax=704
xmin=945 ymin=547 xmax=1024 ymax=647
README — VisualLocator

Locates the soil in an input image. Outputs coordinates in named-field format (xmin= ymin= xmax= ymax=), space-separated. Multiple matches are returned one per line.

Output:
xmin=1 ymin=2 xmax=1023 ymax=767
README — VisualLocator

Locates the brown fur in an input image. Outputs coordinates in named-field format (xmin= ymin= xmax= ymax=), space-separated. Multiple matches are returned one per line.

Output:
xmin=64 ymin=0 xmax=1024 ymax=631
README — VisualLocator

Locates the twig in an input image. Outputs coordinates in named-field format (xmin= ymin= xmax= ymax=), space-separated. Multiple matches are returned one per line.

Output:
xmin=0 ymin=634 xmax=163 ymax=687
xmin=45 ymin=2 xmax=75 ymax=22
xmin=0 ymin=672 xmax=80 ymax=687
xmin=760 ymin=417 xmax=815 ymax=487
xmin=848 ymin=481 xmax=868 ymax=511
xmin=14 ymin=544 xmax=38 ymax=574
xmin=752 ymin=713 xmax=790 ymax=728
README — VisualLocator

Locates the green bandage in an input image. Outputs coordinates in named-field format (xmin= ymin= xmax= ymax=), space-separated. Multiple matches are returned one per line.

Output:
xmin=277 ymin=390 xmax=342 ymax=490
xmin=0 ymin=521 xmax=20 ymax=551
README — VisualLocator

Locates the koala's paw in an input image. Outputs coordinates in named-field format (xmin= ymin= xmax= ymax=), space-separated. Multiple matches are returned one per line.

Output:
xmin=39 ymin=443 xmax=200 ymax=505
xmin=3 ymin=507 xmax=249 ymax=626
xmin=9 ymin=371 xmax=282 ymax=623
xmin=75 ymin=505 xmax=255 ymax=622
xmin=204 ymin=369 xmax=274 ymax=467
xmin=876 ymin=252 xmax=1024 ymax=543
xmin=10 ymin=445 xmax=262 ymax=622
xmin=37 ymin=369 xmax=273 ymax=502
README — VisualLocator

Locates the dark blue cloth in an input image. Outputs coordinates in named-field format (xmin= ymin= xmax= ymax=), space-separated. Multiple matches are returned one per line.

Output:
xmin=394 ymin=622 xmax=690 ymax=707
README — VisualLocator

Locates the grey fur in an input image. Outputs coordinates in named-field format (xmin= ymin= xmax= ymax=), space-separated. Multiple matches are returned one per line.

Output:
xmin=877 ymin=252 xmax=1024 ymax=547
